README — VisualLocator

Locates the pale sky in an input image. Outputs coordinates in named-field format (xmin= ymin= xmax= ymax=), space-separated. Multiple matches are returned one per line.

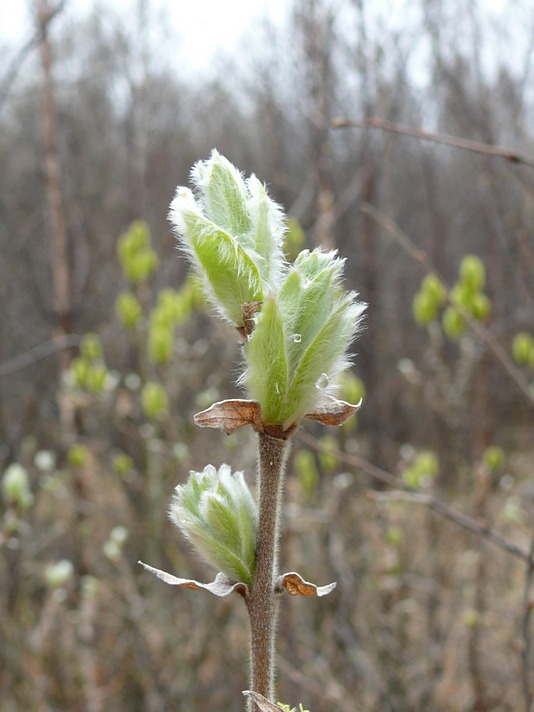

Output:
xmin=0 ymin=0 xmax=290 ymax=76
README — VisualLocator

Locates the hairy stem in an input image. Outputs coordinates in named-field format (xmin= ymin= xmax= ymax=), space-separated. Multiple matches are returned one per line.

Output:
xmin=247 ymin=431 xmax=290 ymax=707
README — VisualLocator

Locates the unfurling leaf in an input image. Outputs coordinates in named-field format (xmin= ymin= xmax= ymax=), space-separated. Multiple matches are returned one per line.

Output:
xmin=169 ymin=464 xmax=257 ymax=585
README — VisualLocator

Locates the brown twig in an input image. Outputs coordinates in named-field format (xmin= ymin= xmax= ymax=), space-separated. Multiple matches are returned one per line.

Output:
xmin=521 ymin=509 xmax=534 ymax=712
xmin=0 ymin=0 xmax=68 ymax=109
xmin=247 ymin=432 xmax=291 ymax=708
xmin=0 ymin=334 xmax=83 ymax=377
xmin=296 ymin=430 xmax=531 ymax=564
xmin=331 ymin=116 xmax=534 ymax=169
xmin=359 ymin=202 xmax=534 ymax=409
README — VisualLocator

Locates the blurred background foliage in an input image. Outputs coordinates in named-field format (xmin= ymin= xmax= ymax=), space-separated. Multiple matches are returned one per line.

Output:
xmin=1 ymin=1 xmax=534 ymax=710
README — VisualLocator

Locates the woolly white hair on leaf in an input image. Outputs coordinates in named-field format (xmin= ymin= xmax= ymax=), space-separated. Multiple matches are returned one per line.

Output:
xmin=246 ymin=175 xmax=288 ymax=290
xmin=191 ymin=150 xmax=251 ymax=239
xmin=169 ymin=185 xmax=263 ymax=326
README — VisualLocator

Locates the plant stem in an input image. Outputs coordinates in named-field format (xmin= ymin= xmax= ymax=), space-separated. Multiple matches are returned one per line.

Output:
xmin=247 ymin=430 xmax=290 ymax=707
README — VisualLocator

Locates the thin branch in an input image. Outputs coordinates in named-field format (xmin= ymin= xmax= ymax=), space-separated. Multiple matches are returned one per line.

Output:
xmin=0 ymin=334 xmax=82 ymax=377
xmin=521 ymin=509 xmax=534 ymax=712
xmin=296 ymin=430 xmax=531 ymax=564
xmin=359 ymin=201 xmax=534 ymax=409
xmin=331 ymin=116 xmax=534 ymax=169
xmin=0 ymin=0 xmax=68 ymax=109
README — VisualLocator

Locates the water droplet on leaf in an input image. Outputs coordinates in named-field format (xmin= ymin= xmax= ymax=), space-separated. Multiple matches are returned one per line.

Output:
xmin=292 ymin=333 xmax=302 ymax=343
xmin=315 ymin=373 xmax=329 ymax=390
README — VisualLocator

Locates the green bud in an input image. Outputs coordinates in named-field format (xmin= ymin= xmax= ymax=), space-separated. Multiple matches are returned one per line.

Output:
xmin=469 ymin=292 xmax=491 ymax=321
xmin=415 ymin=451 xmax=439 ymax=478
xmin=141 ymin=382 xmax=169 ymax=420
xmin=116 ymin=291 xmax=142 ymax=329
xmin=169 ymin=464 xmax=257 ymax=585
xmin=450 ymin=283 xmax=473 ymax=308
xmin=148 ymin=325 xmax=174 ymax=364
xmin=112 ymin=452 xmax=133 ymax=476
xmin=463 ymin=609 xmax=481 ymax=628
xmin=169 ymin=151 xmax=290 ymax=327
xmin=318 ymin=434 xmax=339 ymax=472
xmin=385 ymin=526 xmax=404 ymax=546
xmin=512 ymin=332 xmax=534 ymax=365
xmin=402 ymin=450 xmax=439 ymax=488
xmin=442 ymin=306 xmax=466 ymax=340
xmin=460 ymin=255 xmax=485 ymax=292
xmin=85 ymin=363 xmax=108 ymax=393
xmin=421 ymin=274 xmax=447 ymax=307
xmin=294 ymin=449 xmax=319 ymax=499
xmin=244 ymin=249 xmax=365 ymax=428
xmin=71 ymin=357 xmax=89 ymax=388
xmin=117 ymin=221 xmax=158 ymax=284
xmin=413 ymin=291 xmax=438 ymax=326
xmin=81 ymin=333 xmax=103 ymax=361
xmin=2 ymin=463 xmax=33 ymax=512
xmin=483 ymin=445 xmax=505 ymax=471
xmin=67 ymin=444 xmax=89 ymax=467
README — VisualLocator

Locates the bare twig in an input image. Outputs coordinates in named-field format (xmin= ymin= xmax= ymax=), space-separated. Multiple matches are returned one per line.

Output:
xmin=359 ymin=202 xmax=534 ymax=409
xmin=0 ymin=334 xmax=82 ymax=377
xmin=0 ymin=0 xmax=68 ymax=109
xmin=331 ymin=116 xmax=534 ymax=169
xmin=521 ymin=509 xmax=534 ymax=712
xmin=296 ymin=430 xmax=531 ymax=564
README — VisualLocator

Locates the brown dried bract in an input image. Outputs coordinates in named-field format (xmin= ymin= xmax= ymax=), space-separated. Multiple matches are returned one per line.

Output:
xmin=194 ymin=399 xmax=263 ymax=434
xmin=275 ymin=571 xmax=337 ymax=597
xmin=242 ymin=691 xmax=281 ymax=712
xmin=138 ymin=561 xmax=249 ymax=599
xmin=241 ymin=301 xmax=263 ymax=337
xmin=304 ymin=396 xmax=362 ymax=426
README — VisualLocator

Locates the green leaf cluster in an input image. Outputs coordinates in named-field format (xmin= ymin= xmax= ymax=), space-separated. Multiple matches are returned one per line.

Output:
xmin=169 ymin=150 xmax=286 ymax=327
xmin=402 ymin=450 xmax=439 ymax=488
xmin=244 ymin=249 xmax=365 ymax=428
xmin=169 ymin=464 xmax=258 ymax=585
xmin=141 ymin=382 xmax=169 ymax=420
xmin=2 ymin=463 xmax=34 ymax=512
xmin=413 ymin=256 xmax=491 ymax=340
xmin=413 ymin=274 xmax=447 ymax=326
xmin=117 ymin=220 xmax=158 ymax=284
xmin=70 ymin=334 xmax=108 ymax=393
xmin=147 ymin=284 xmax=198 ymax=365
xmin=115 ymin=291 xmax=142 ymax=329
xmin=512 ymin=332 xmax=534 ymax=369
xmin=170 ymin=152 xmax=365 ymax=430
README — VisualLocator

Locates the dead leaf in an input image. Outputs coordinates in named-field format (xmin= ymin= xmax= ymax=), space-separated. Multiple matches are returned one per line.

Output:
xmin=242 ymin=691 xmax=282 ymax=712
xmin=304 ymin=396 xmax=362 ymax=426
xmin=193 ymin=399 xmax=262 ymax=434
xmin=275 ymin=571 xmax=337 ymax=597
xmin=138 ymin=561 xmax=249 ymax=598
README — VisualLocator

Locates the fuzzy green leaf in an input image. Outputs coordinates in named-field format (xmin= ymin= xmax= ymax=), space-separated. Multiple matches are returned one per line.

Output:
xmin=245 ymin=294 xmax=288 ymax=424
xmin=281 ymin=297 xmax=364 ymax=429
xmin=193 ymin=151 xmax=251 ymax=238
xmin=169 ymin=465 xmax=257 ymax=585
xmin=247 ymin=175 xmax=286 ymax=288
xmin=174 ymin=194 xmax=263 ymax=325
